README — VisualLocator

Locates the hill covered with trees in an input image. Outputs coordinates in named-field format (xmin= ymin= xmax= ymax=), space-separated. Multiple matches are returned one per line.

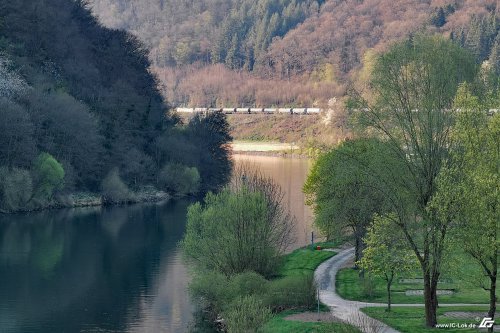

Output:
xmin=89 ymin=0 xmax=500 ymax=107
xmin=0 ymin=0 xmax=232 ymax=212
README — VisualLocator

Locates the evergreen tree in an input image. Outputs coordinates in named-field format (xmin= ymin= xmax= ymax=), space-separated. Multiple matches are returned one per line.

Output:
xmin=431 ymin=7 xmax=446 ymax=28
xmin=489 ymin=34 xmax=500 ymax=75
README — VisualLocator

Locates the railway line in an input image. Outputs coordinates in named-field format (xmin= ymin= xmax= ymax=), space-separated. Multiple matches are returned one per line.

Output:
xmin=175 ymin=107 xmax=322 ymax=115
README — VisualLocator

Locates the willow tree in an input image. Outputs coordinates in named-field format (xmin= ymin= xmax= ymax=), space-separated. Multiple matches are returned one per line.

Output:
xmin=350 ymin=35 xmax=477 ymax=327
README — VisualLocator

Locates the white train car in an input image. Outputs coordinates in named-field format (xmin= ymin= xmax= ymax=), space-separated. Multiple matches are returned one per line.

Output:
xmin=176 ymin=107 xmax=195 ymax=113
xmin=176 ymin=106 xmax=321 ymax=115
xmin=306 ymin=108 xmax=321 ymax=114
xmin=236 ymin=108 xmax=250 ymax=114
xmin=293 ymin=108 xmax=306 ymax=114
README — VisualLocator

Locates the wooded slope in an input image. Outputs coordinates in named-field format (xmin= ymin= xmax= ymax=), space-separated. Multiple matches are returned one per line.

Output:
xmin=89 ymin=0 xmax=500 ymax=106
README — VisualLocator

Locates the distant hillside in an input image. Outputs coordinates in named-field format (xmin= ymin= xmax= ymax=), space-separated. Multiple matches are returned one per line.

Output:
xmin=89 ymin=0 xmax=500 ymax=108
xmin=265 ymin=0 xmax=500 ymax=79
xmin=89 ymin=0 xmax=324 ymax=69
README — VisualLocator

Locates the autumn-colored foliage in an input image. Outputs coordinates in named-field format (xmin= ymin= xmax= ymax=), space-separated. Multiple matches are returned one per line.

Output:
xmin=89 ymin=0 xmax=500 ymax=105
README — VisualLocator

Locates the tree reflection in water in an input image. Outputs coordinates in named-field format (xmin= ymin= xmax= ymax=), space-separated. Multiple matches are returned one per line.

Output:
xmin=0 ymin=200 xmax=193 ymax=333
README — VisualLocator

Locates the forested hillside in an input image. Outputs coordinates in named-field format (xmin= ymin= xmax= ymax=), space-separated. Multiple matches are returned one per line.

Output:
xmin=90 ymin=0 xmax=324 ymax=69
xmin=0 ymin=0 xmax=231 ymax=212
xmin=89 ymin=0 xmax=500 ymax=107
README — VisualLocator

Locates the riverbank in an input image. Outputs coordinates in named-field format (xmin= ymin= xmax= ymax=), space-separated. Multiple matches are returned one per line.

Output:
xmin=231 ymin=140 xmax=317 ymax=158
xmin=0 ymin=187 xmax=171 ymax=214
xmin=189 ymin=242 xmax=361 ymax=332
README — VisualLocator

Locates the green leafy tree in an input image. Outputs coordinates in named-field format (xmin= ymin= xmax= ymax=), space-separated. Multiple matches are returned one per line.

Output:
xmin=359 ymin=213 xmax=416 ymax=311
xmin=350 ymin=35 xmax=477 ymax=327
xmin=303 ymin=138 xmax=403 ymax=263
xmin=159 ymin=163 xmax=200 ymax=196
xmin=182 ymin=168 xmax=293 ymax=277
xmin=431 ymin=85 xmax=500 ymax=330
xmin=186 ymin=112 xmax=233 ymax=192
xmin=32 ymin=153 xmax=64 ymax=203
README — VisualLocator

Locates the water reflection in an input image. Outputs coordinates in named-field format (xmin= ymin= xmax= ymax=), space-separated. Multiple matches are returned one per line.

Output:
xmin=233 ymin=154 xmax=317 ymax=248
xmin=0 ymin=200 xmax=193 ymax=333
xmin=0 ymin=155 xmax=315 ymax=332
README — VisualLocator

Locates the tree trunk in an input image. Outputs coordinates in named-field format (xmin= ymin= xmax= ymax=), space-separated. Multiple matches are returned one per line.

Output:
xmin=488 ymin=274 xmax=497 ymax=333
xmin=423 ymin=270 xmax=438 ymax=327
xmin=355 ymin=235 xmax=362 ymax=263
xmin=355 ymin=235 xmax=366 ymax=278
xmin=387 ymin=279 xmax=392 ymax=312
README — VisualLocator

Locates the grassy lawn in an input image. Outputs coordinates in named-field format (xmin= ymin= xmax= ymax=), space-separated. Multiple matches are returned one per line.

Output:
xmin=314 ymin=241 xmax=338 ymax=250
xmin=261 ymin=310 xmax=361 ymax=333
xmin=259 ymin=246 xmax=365 ymax=332
xmin=336 ymin=268 xmax=489 ymax=304
xmin=279 ymin=246 xmax=336 ymax=277
xmin=362 ymin=306 xmax=497 ymax=333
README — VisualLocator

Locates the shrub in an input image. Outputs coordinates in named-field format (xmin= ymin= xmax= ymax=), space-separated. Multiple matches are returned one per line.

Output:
xmin=265 ymin=274 xmax=316 ymax=310
xmin=0 ymin=166 xmax=33 ymax=211
xmin=228 ymin=271 xmax=268 ymax=297
xmin=183 ymin=188 xmax=286 ymax=277
xmin=188 ymin=270 xmax=231 ymax=315
xmin=101 ymin=168 xmax=134 ymax=203
xmin=223 ymin=295 xmax=272 ymax=333
xmin=159 ymin=163 xmax=200 ymax=196
xmin=183 ymin=168 xmax=294 ymax=278
xmin=32 ymin=152 xmax=64 ymax=202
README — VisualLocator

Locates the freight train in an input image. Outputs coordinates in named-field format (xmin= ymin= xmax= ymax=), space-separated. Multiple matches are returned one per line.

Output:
xmin=175 ymin=107 xmax=322 ymax=114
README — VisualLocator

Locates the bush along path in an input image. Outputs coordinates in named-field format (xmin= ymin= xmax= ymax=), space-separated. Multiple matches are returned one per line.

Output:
xmin=314 ymin=247 xmax=493 ymax=333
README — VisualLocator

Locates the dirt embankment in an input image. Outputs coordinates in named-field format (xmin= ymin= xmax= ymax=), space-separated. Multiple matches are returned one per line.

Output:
xmin=227 ymin=113 xmax=345 ymax=146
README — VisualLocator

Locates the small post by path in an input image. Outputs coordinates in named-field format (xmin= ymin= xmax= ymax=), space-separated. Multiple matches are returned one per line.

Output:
xmin=317 ymin=288 xmax=320 ymax=315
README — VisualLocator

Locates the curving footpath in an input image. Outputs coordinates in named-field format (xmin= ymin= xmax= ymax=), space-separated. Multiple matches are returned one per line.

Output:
xmin=314 ymin=247 xmax=492 ymax=333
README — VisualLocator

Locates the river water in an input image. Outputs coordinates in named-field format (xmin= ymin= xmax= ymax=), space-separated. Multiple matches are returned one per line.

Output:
xmin=0 ymin=155 xmax=314 ymax=333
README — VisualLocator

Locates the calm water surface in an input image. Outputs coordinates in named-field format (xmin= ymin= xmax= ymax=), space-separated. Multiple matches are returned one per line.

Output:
xmin=0 ymin=156 xmax=313 ymax=333
xmin=233 ymin=154 xmax=317 ymax=249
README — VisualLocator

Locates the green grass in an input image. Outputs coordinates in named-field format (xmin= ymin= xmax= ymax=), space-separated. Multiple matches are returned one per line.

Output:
xmin=362 ymin=306 xmax=497 ymax=333
xmin=314 ymin=241 xmax=338 ymax=249
xmin=259 ymin=246 xmax=343 ymax=331
xmin=336 ymin=268 xmax=489 ymax=304
xmin=279 ymin=247 xmax=336 ymax=277
xmin=261 ymin=310 xmax=361 ymax=333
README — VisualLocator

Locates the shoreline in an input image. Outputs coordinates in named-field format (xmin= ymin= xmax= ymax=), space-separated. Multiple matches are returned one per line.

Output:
xmin=232 ymin=151 xmax=310 ymax=159
xmin=2 ymin=149 xmax=307 ymax=215
xmin=230 ymin=140 xmax=312 ymax=159
xmin=0 ymin=190 xmax=171 ymax=215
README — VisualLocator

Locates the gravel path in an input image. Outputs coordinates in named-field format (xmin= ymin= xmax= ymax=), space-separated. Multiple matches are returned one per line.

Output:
xmin=314 ymin=247 xmax=399 ymax=333
xmin=313 ymin=247 xmax=493 ymax=333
